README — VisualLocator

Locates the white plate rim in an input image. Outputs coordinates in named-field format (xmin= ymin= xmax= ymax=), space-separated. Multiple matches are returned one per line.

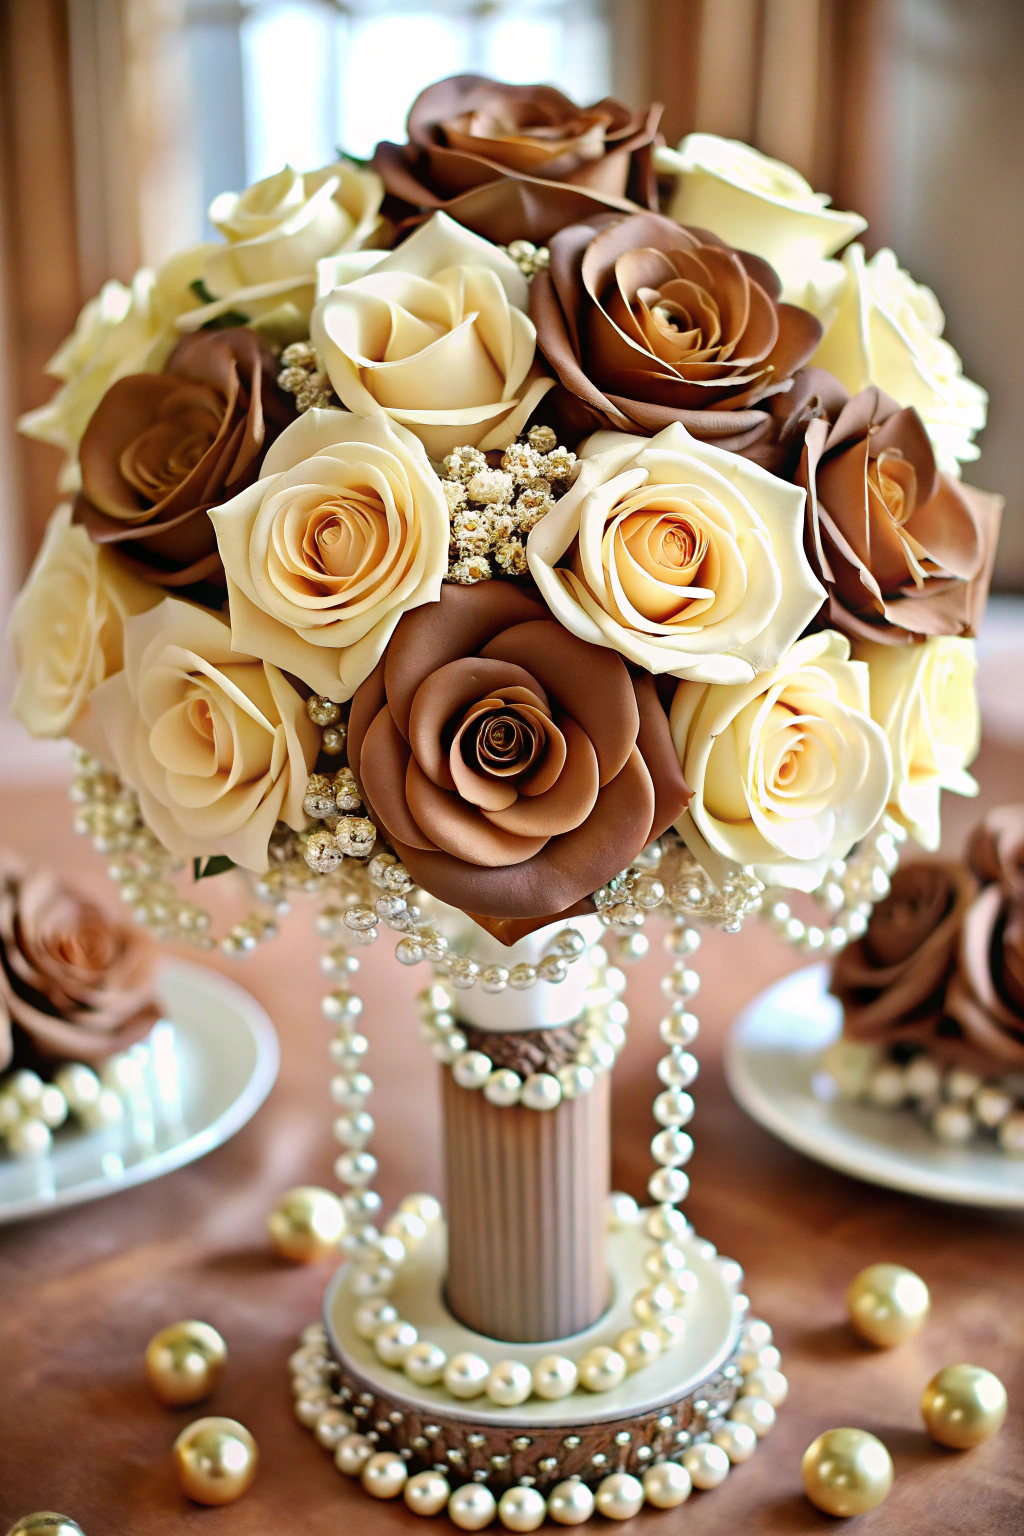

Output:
xmin=0 ymin=956 xmax=280 ymax=1225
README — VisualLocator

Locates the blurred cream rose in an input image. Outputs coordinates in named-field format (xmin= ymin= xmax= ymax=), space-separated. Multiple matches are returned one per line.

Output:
xmin=655 ymin=133 xmax=864 ymax=311
xmin=528 ymin=421 xmax=824 ymax=684
xmin=670 ymin=629 xmax=892 ymax=889
xmin=853 ymin=635 xmax=979 ymax=850
xmin=90 ymin=599 xmax=319 ymax=871
xmin=812 ymin=245 xmax=988 ymax=472
xmin=311 ymin=211 xmax=551 ymax=458
xmin=10 ymin=504 xmax=159 ymax=744
xmin=180 ymin=161 xmax=384 ymax=334
xmin=210 ymin=409 xmax=448 ymax=701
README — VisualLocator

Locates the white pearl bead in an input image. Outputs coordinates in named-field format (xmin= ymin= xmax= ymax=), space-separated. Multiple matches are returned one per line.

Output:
xmin=716 ymin=1257 xmax=744 ymax=1290
xmin=361 ymin=1450 xmax=408 ymax=1499
xmin=648 ymin=1167 xmax=689 ymax=1204
xmin=643 ymin=1243 xmax=687 ymax=1282
xmin=974 ymin=1084 xmax=1013 ymax=1128
xmin=945 ymin=1067 xmax=983 ymax=1102
xmin=998 ymin=1110 xmax=1024 ymax=1155
xmin=658 ymin=1314 xmax=687 ymax=1348
xmin=606 ymin=1191 xmax=639 ymax=1228
xmin=37 ymin=1084 xmax=69 ymax=1129
xmin=349 ymin=1263 xmax=395 ymax=1298
xmin=520 ymin=1072 xmax=562 ymax=1111
xmin=7 ymin=1117 xmax=51 ymax=1159
xmin=556 ymin=1063 xmax=595 ymax=1100
xmin=374 ymin=1320 xmax=417 ymax=1366
xmin=449 ymin=1482 xmax=497 ymax=1530
xmin=314 ymin=1408 xmax=353 ymax=1449
xmin=616 ymin=1326 xmax=661 ymax=1372
xmin=405 ymin=1469 xmax=451 ymax=1516
xmin=486 ymin=1359 xmax=533 ymax=1406
xmin=453 ymin=1051 xmax=493 ymax=1089
xmin=81 ymin=1088 xmax=124 ymax=1129
xmin=737 ymin=1344 xmax=781 ymax=1374
xmin=443 ymin=1351 xmax=490 ymax=1399
xmin=713 ymin=1419 xmax=758 ymax=1463
xmin=532 ymin=1354 xmax=577 ymax=1399
xmin=653 ymin=1088 xmax=694 ymax=1127
xmin=742 ymin=1318 xmax=773 ymax=1350
xmin=642 ymin=1459 xmax=692 ymax=1508
xmin=933 ymin=1101 xmax=975 ymax=1144
xmin=9 ymin=1069 xmax=44 ymax=1109
xmin=651 ymin=1128 xmax=694 ymax=1167
xmin=729 ymin=1394 xmax=776 ymax=1437
xmin=497 ymin=1485 xmax=546 ymax=1531
xmin=54 ymin=1062 xmax=101 ymax=1112
xmin=905 ymin=1055 xmax=942 ymax=1100
xmin=547 ymin=1478 xmax=595 ymax=1524
xmin=741 ymin=1367 xmax=789 ymax=1407
xmin=334 ymin=1432 xmax=374 ymax=1475
xmin=632 ymin=1283 xmax=677 ymax=1326
xmin=868 ymin=1063 xmax=907 ymax=1107
xmin=398 ymin=1192 xmax=442 ymax=1225
xmin=578 ymin=1344 xmax=627 ymax=1392
xmin=384 ymin=1210 xmax=428 ymax=1251
xmin=595 ymin=1471 xmax=645 ymax=1520
xmin=484 ymin=1068 xmax=522 ymax=1107
xmin=404 ymin=1340 xmax=447 ymax=1386
xmin=359 ymin=1234 xmax=406 ymax=1268
xmin=295 ymin=1388 xmax=332 ymax=1426
xmin=683 ymin=1441 xmax=730 ymax=1488
xmin=354 ymin=1299 xmax=399 ymax=1341
xmin=645 ymin=1205 xmax=691 ymax=1243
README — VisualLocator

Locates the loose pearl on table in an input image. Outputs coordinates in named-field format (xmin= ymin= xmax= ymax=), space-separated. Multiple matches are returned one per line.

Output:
xmin=616 ymin=1326 xmax=661 ymax=1372
xmin=740 ymin=1367 xmax=789 ymax=1407
xmin=801 ymin=1428 xmax=893 ymax=1517
xmin=642 ymin=1459 xmax=692 ymax=1507
xmin=487 ymin=1359 xmax=533 ymax=1406
xmin=267 ymin=1186 xmax=345 ymax=1263
xmin=5 ymin=1518 xmax=85 ymax=1536
xmin=361 ymin=1451 xmax=408 ymax=1499
xmin=444 ymin=1351 xmax=490 ymax=1399
xmin=354 ymin=1298 xmax=399 ymax=1341
xmin=374 ymin=1320 xmax=417 ymax=1365
xmin=448 ymin=1483 xmax=497 ymax=1530
xmin=404 ymin=1341 xmax=447 ymax=1386
xmin=729 ymin=1394 xmax=776 ymax=1437
xmin=334 ymin=1433 xmax=374 ymax=1476
xmin=594 ymin=1472 xmax=644 ymax=1520
xmin=847 ymin=1263 xmax=930 ymax=1347
xmin=683 ymin=1442 xmax=730 ymax=1489
xmin=921 ymin=1364 xmax=1008 ymax=1448
xmin=497 ymin=1486 xmax=546 ymax=1531
xmin=713 ymin=1419 xmax=758 ymax=1463
xmin=578 ymin=1345 xmax=627 ymax=1393
xmin=172 ymin=1417 xmax=258 ymax=1506
xmin=405 ymin=1470 xmax=451 ymax=1516
xmin=145 ymin=1320 xmax=227 ymax=1406
xmin=532 ymin=1354 xmax=577 ymax=1400
xmin=547 ymin=1479 xmax=595 ymax=1525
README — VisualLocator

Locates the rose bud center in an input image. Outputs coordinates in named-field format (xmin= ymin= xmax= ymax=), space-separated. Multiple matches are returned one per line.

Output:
xmin=119 ymin=387 xmax=224 ymax=505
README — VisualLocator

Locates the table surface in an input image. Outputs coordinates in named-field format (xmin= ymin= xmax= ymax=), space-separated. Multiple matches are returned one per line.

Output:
xmin=0 ymin=739 xmax=1022 ymax=1536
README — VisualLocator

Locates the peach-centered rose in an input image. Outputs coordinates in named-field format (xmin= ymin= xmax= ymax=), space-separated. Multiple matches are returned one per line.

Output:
xmin=799 ymin=386 xmax=1001 ymax=643
xmin=0 ymin=857 xmax=159 ymax=1069
xmin=75 ymin=328 xmax=295 ymax=588
xmin=968 ymin=804 xmax=1024 ymax=899
xmin=90 ymin=599 xmax=319 ymax=872
xmin=831 ymin=860 xmax=977 ymax=1052
xmin=531 ymin=211 xmax=822 ymax=456
xmin=347 ymin=580 xmax=690 ymax=927
xmin=210 ymin=410 xmax=448 ymax=701
xmin=371 ymin=75 xmax=661 ymax=245
xmin=945 ymin=883 xmax=1024 ymax=1070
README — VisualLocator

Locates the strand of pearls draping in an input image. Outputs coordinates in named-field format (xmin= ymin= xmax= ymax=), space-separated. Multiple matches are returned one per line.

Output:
xmin=762 ymin=816 xmax=908 ymax=957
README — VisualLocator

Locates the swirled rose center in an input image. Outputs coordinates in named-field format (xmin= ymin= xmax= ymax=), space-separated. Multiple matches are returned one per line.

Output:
xmin=300 ymin=490 xmax=391 ymax=588
xmin=470 ymin=709 xmax=542 ymax=777
xmin=44 ymin=911 xmax=119 ymax=973
xmin=442 ymin=106 xmax=610 ymax=171
xmin=119 ymin=388 xmax=224 ymax=504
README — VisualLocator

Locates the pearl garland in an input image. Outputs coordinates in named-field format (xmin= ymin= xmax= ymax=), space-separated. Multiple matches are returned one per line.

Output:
xmin=0 ymin=1056 xmax=141 ymax=1159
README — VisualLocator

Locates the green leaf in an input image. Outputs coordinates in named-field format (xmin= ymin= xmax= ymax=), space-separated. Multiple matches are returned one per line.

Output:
xmin=189 ymin=277 xmax=217 ymax=304
xmin=193 ymin=854 xmax=236 ymax=881
xmin=200 ymin=309 xmax=250 ymax=332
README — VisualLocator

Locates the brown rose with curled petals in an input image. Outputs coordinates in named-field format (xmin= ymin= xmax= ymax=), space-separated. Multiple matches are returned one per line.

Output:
xmin=74 ymin=327 xmax=295 ymax=589
xmin=967 ymin=803 xmax=1024 ymax=899
xmin=944 ymin=885 xmax=1024 ymax=1071
xmin=347 ymin=581 xmax=690 ymax=936
xmin=831 ymin=861 xmax=977 ymax=1051
xmin=371 ymin=75 xmax=661 ymax=246
xmin=798 ymin=385 xmax=1002 ymax=643
xmin=530 ymin=211 xmax=823 ymax=455
xmin=0 ymin=859 xmax=159 ymax=1070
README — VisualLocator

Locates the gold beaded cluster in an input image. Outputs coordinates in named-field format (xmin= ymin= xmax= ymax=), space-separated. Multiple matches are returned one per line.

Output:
xmin=498 ymin=240 xmax=551 ymax=278
xmin=441 ymin=429 xmax=576 ymax=586
xmin=276 ymin=341 xmax=333 ymax=412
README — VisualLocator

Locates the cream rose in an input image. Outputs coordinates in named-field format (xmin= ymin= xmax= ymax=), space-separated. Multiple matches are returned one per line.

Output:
xmin=528 ymin=421 xmax=824 ymax=685
xmin=812 ymin=245 xmax=988 ymax=472
xmin=180 ymin=162 xmax=384 ymax=335
xmin=89 ymin=599 xmax=319 ymax=871
xmin=10 ymin=504 xmax=159 ymax=745
xmin=311 ymin=211 xmax=551 ymax=459
xmin=670 ymin=629 xmax=892 ymax=889
xmin=210 ymin=409 xmax=448 ymax=701
xmin=853 ymin=635 xmax=979 ymax=851
xmin=654 ymin=133 xmax=865 ymax=311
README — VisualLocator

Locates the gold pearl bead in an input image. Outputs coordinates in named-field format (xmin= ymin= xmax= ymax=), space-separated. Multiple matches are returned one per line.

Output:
xmin=642 ymin=1459 xmax=693 ymax=1507
xmin=5 ymin=1518 xmax=85 ymax=1536
xmin=360 ymin=1451 xmax=408 ymax=1499
xmin=847 ymin=1263 xmax=930 ymax=1347
xmin=267 ymin=1186 xmax=346 ymax=1263
xmin=547 ymin=1479 xmax=595 ymax=1525
xmin=172 ymin=1417 xmax=258 ymax=1506
xmin=921 ymin=1364 xmax=1008 ymax=1448
xmin=801 ymin=1428 xmax=893 ymax=1517
xmin=616 ymin=1326 xmax=661 ymax=1372
xmin=404 ymin=1470 xmax=451 ymax=1516
xmin=144 ymin=1321 xmax=227 ymax=1406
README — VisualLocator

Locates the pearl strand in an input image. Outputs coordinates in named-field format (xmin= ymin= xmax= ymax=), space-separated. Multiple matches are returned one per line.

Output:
xmin=763 ymin=816 xmax=908 ymax=957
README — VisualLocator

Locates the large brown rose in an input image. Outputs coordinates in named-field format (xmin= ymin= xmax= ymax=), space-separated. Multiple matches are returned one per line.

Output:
xmin=74 ymin=328 xmax=295 ymax=588
xmin=0 ymin=859 xmax=159 ymax=1070
xmin=831 ymin=860 xmax=977 ymax=1050
xmin=967 ymin=803 xmax=1024 ymax=899
xmin=530 ymin=211 xmax=822 ymax=455
xmin=799 ymin=386 xmax=1001 ymax=643
xmin=347 ymin=581 xmax=690 ymax=934
xmin=371 ymin=75 xmax=661 ymax=246
xmin=945 ymin=884 xmax=1024 ymax=1069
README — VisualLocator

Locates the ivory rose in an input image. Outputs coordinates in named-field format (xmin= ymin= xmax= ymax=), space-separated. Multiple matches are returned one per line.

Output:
xmin=811 ymin=245 xmax=988 ymax=471
xmin=210 ymin=410 xmax=448 ymax=701
xmin=527 ymin=421 xmax=824 ymax=684
xmin=670 ymin=630 xmax=891 ymax=889
xmin=90 ymin=599 xmax=319 ymax=872
xmin=311 ymin=212 xmax=551 ymax=459
xmin=655 ymin=133 xmax=865 ymax=310
xmin=853 ymin=636 xmax=979 ymax=851
xmin=10 ymin=505 xmax=159 ymax=744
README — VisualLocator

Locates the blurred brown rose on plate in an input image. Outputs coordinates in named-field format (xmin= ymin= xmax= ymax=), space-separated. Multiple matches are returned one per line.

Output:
xmin=945 ymin=879 xmax=1024 ymax=1070
xmin=967 ymin=803 xmax=1024 ymax=899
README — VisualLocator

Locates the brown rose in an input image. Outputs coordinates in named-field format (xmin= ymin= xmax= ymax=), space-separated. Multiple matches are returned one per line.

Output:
xmin=831 ymin=860 xmax=977 ymax=1051
xmin=371 ymin=75 xmax=661 ymax=246
xmin=530 ymin=211 xmax=822 ymax=455
xmin=74 ymin=327 xmax=295 ymax=589
xmin=347 ymin=581 xmax=690 ymax=933
xmin=967 ymin=803 xmax=1024 ymax=899
xmin=944 ymin=885 xmax=1024 ymax=1070
xmin=0 ymin=859 xmax=159 ymax=1070
xmin=798 ymin=386 xmax=1002 ymax=643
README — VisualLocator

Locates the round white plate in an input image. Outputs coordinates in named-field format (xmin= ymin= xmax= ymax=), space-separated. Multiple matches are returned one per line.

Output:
xmin=725 ymin=964 xmax=1024 ymax=1209
xmin=0 ymin=958 xmax=279 ymax=1224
